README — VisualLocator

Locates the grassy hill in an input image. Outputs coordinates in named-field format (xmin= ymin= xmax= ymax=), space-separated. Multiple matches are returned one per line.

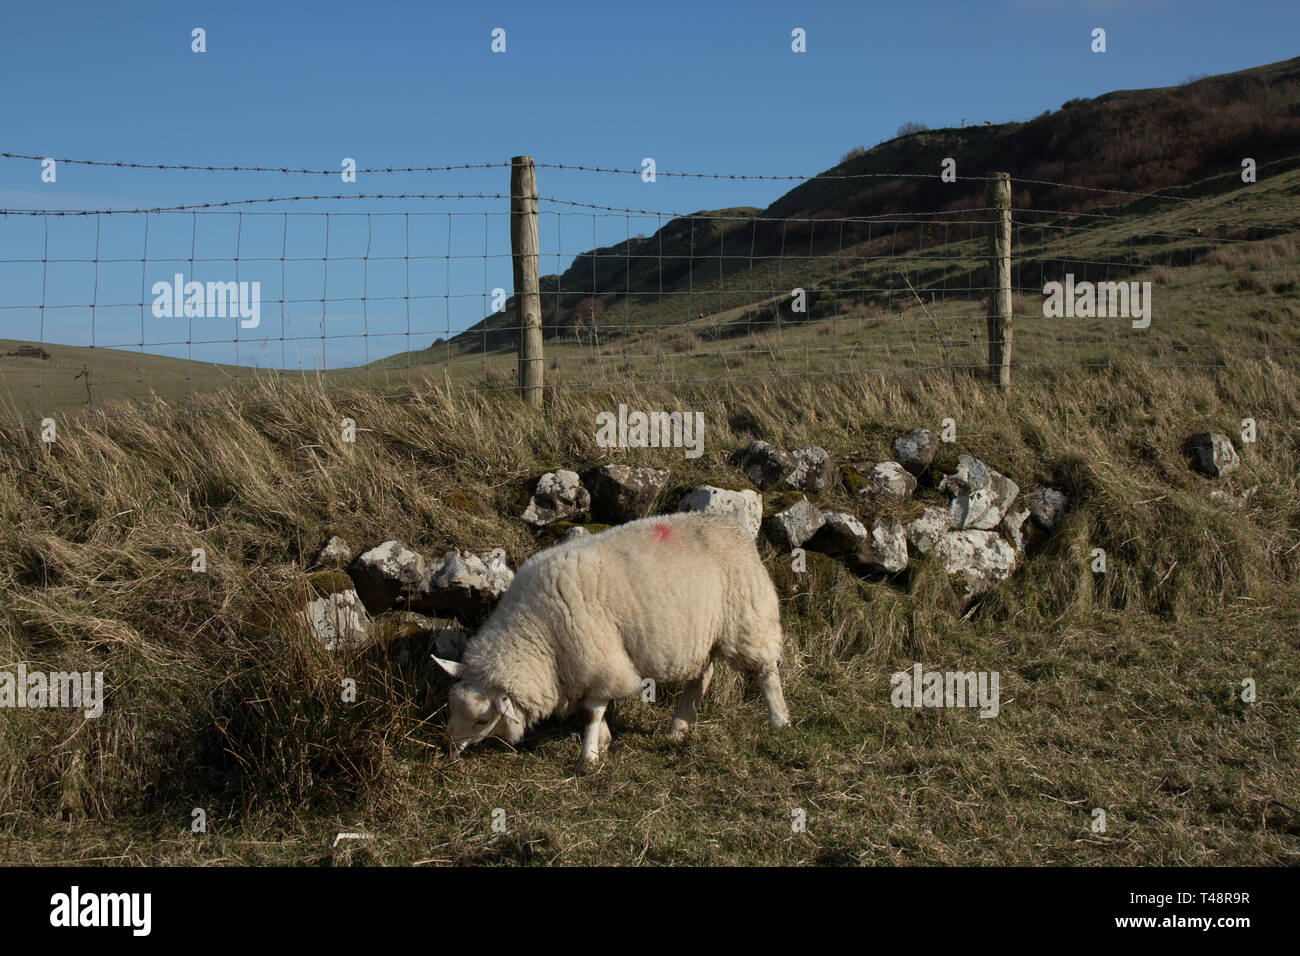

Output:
xmin=421 ymin=54 xmax=1300 ymax=361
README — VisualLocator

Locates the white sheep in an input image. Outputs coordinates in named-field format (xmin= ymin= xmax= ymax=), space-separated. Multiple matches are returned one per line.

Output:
xmin=432 ymin=512 xmax=790 ymax=769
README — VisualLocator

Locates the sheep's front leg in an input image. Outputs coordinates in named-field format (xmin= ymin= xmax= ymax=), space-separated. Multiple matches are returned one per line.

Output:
xmin=670 ymin=661 xmax=714 ymax=740
xmin=579 ymin=701 xmax=608 ymax=771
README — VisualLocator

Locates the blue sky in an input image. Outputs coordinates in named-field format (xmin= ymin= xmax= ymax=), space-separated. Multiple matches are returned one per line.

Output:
xmin=0 ymin=0 xmax=1294 ymax=368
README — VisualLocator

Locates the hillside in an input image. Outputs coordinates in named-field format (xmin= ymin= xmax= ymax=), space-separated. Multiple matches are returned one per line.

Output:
xmin=423 ymin=54 xmax=1300 ymax=361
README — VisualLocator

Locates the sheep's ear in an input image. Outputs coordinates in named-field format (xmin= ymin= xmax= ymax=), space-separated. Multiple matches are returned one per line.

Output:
xmin=431 ymin=655 xmax=466 ymax=678
xmin=494 ymin=694 xmax=518 ymax=721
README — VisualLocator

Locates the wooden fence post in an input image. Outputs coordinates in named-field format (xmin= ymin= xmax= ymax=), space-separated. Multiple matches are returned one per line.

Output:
xmin=511 ymin=155 xmax=543 ymax=408
xmin=986 ymin=171 xmax=1012 ymax=388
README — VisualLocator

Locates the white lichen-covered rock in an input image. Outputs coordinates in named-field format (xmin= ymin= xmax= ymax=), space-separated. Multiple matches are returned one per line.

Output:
xmin=303 ymin=589 xmax=371 ymax=652
xmin=1001 ymin=507 xmax=1031 ymax=552
xmin=938 ymin=454 xmax=991 ymax=496
xmin=852 ymin=515 xmax=908 ymax=573
xmin=940 ymin=455 xmax=1019 ymax=530
xmin=933 ymin=530 xmax=1017 ymax=599
xmin=787 ymin=445 xmax=833 ymax=493
xmin=906 ymin=505 xmax=954 ymax=556
xmin=311 ymin=535 xmax=352 ymax=569
xmin=677 ymin=485 xmax=763 ymax=539
xmin=893 ymin=429 xmax=939 ymax=476
xmin=414 ymin=548 xmax=514 ymax=620
xmin=1185 ymin=432 xmax=1240 ymax=478
xmin=861 ymin=461 xmax=917 ymax=500
xmin=1025 ymin=487 xmax=1070 ymax=530
xmin=522 ymin=471 xmax=591 ymax=526
xmin=762 ymin=496 xmax=826 ymax=550
xmin=741 ymin=441 xmax=797 ymax=490
xmin=350 ymin=540 xmax=428 ymax=614
xmin=806 ymin=510 xmax=869 ymax=555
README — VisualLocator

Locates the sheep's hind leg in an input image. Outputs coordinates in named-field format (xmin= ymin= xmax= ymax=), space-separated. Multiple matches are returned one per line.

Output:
xmin=669 ymin=661 xmax=714 ymax=741
xmin=578 ymin=701 xmax=608 ymax=772
xmin=757 ymin=667 xmax=790 ymax=729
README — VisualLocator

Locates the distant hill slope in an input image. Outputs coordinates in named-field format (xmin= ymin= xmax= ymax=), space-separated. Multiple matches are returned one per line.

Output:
xmin=414 ymin=55 xmax=1300 ymax=360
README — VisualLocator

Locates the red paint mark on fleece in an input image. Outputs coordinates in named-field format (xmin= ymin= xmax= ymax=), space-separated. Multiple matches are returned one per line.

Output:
xmin=652 ymin=524 xmax=672 ymax=542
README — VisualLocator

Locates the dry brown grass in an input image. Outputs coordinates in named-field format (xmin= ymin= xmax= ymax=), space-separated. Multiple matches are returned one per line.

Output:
xmin=1 ymin=356 xmax=1298 ymax=865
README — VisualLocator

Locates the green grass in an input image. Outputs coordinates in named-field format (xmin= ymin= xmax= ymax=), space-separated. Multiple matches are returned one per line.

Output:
xmin=0 ymin=356 xmax=1297 ymax=865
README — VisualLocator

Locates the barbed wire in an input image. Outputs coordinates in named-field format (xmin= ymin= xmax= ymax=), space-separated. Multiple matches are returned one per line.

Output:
xmin=0 ymin=152 xmax=510 ymax=175
xmin=0 ymin=193 xmax=1003 ymax=222
xmin=7 ymin=149 xmax=1292 ymax=211
xmin=1 ymin=150 xmax=990 ymax=182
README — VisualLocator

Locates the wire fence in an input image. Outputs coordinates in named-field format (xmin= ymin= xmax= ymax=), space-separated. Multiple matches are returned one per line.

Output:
xmin=1 ymin=152 xmax=1297 ymax=424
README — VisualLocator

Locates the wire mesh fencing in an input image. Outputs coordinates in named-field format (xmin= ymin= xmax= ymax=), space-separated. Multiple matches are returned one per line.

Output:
xmin=0 ymin=155 xmax=1296 ymax=425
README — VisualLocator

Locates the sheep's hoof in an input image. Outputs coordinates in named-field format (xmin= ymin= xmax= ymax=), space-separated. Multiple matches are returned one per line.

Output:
xmin=576 ymin=754 xmax=601 ymax=775
xmin=668 ymin=720 xmax=690 ymax=742
xmin=769 ymin=714 xmax=791 ymax=730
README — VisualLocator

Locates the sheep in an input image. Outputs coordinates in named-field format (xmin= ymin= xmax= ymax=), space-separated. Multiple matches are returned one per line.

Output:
xmin=432 ymin=511 xmax=790 ymax=769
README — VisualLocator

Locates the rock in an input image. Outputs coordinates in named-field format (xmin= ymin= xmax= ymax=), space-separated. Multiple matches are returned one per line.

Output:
xmin=860 ymin=461 xmax=917 ymax=500
xmin=762 ymin=497 xmax=826 ymax=550
xmin=1025 ymin=487 xmax=1070 ymax=530
xmin=839 ymin=460 xmax=875 ymax=496
xmin=676 ymin=485 xmax=763 ymax=539
xmin=1001 ymin=507 xmax=1031 ymax=552
xmin=556 ymin=525 xmax=591 ymax=544
xmin=893 ymin=429 xmax=939 ymax=476
xmin=349 ymin=541 xmax=428 ymax=615
xmin=311 ymin=535 xmax=352 ymax=569
xmin=1185 ymin=433 xmax=1240 ymax=478
xmin=372 ymin=611 xmax=472 ymax=668
xmin=413 ymin=548 xmax=514 ymax=621
xmin=740 ymin=441 xmax=797 ymax=490
xmin=433 ymin=627 xmax=472 ymax=662
xmin=584 ymin=464 xmax=670 ymax=523
xmin=938 ymin=455 xmax=991 ymax=496
xmin=806 ymin=511 xmax=869 ymax=555
xmin=933 ymin=531 xmax=1017 ymax=599
xmin=371 ymin=609 xmax=442 ymax=643
xmin=1210 ymin=486 xmax=1257 ymax=509
xmin=787 ymin=446 xmax=833 ymax=493
xmin=949 ymin=472 xmax=1019 ymax=530
xmin=939 ymin=455 xmax=1018 ymax=530
xmin=302 ymin=589 xmax=371 ymax=652
xmin=905 ymin=506 xmax=954 ymax=556
xmin=850 ymin=516 xmax=908 ymax=573
xmin=522 ymin=470 xmax=591 ymax=526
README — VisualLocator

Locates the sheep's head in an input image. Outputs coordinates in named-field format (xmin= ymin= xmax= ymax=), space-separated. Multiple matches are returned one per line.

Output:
xmin=432 ymin=656 xmax=523 ymax=755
